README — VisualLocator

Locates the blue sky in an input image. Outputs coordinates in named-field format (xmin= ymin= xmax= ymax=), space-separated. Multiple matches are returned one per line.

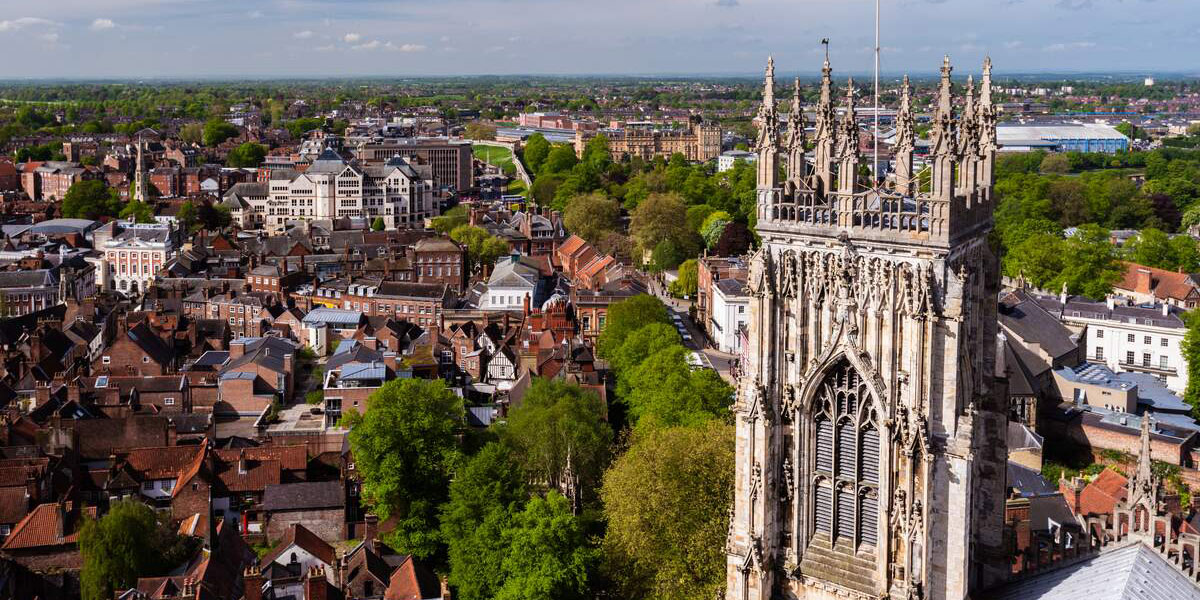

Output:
xmin=0 ymin=0 xmax=1196 ymax=78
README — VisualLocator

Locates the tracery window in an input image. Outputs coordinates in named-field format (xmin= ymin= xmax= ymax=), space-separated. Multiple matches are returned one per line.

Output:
xmin=811 ymin=359 xmax=880 ymax=550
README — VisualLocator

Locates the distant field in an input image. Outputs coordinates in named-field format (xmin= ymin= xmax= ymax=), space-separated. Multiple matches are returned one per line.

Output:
xmin=473 ymin=144 xmax=514 ymax=169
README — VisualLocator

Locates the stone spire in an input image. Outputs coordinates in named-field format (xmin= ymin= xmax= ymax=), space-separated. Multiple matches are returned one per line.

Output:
xmin=812 ymin=56 xmax=837 ymax=193
xmin=958 ymin=75 xmax=980 ymax=195
xmin=755 ymin=56 xmax=780 ymax=190
xmin=977 ymin=57 xmax=998 ymax=200
xmin=836 ymin=78 xmax=859 ymax=192
xmin=134 ymin=135 xmax=147 ymax=205
xmin=785 ymin=77 xmax=807 ymax=184
xmin=1126 ymin=414 xmax=1160 ymax=511
xmin=929 ymin=56 xmax=956 ymax=201
xmin=893 ymin=75 xmax=916 ymax=196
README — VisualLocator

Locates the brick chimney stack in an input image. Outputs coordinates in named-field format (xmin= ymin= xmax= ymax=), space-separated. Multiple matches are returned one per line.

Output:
xmin=306 ymin=566 xmax=327 ymax=600
xmin=243 ymin=567 xmax=264 ymax=600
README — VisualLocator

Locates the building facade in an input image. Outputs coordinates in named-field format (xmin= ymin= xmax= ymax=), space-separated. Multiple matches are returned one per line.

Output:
xmin=726 ymin=56 xmax=1008 ymax=600
xmin=574 ymin=121 xmax=722 ymax=163
xmin=102 ymin=223 xmax=176 ymax=295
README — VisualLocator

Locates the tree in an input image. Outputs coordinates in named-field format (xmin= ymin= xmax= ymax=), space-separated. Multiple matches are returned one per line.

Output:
xmin=562 ymin=192 xmax=621 ymax=245
xmin=1170 ymin=235 xmax=1200 ymax=272
xmin=226 ymin=142 xmax=267 ymax=167
xmin=80 ymin=501 xmax=190 ymax=600
xmin=1053 ymin=224 xmax=1123 ymax=298
xmin=202 ymin=118 xmax=239 ymax=147
xmin=196 ymin=202 xmax=232 ymax=230
xmin=630 ymin=192 xmax=692 ymax=259
xmin=494 ymin=492 xmax=594 ymax=600
xmin=596 ymin=294 xmax=671 ymax=359
xmin=176 ymin=201 xmax=197 ymax=232
xmin=650 ymin=238 xmax=688 ymax=271
xmin=1183 ymin=312 xmax=1200 ymax=418
xmin=669 ymin=259 xmax=698 ymax=298
xmin=580 ymin=134 xmax=612 ymax=171
xmin=120 ymin=200 xmax=155 ymax=224
xmin=522 ymin=133 xmax=551 ymax=173
xmin=441 ymin=443 xmax=529 ymax=600
xmin=610 ymin=323 xmax=682 ymax=398
xmin=600 ymin=421 xmax=734 ymax=600
xmin=529 ymin=173 xmax=565 ymax=206
xmin=343 ymin=378 xmax=464 ymax=558
xmin=1040 ymin=152 xmax=1071 ymax=174
xmin=1124 ymin=228 xmax=1173 ymax=269
xmin=372 ymin=217 xmax=386 ymax=231
xmin=451 ymin=224 xmax=510 ymax=273
xmin=502 ymin=378 xmax=612 ymax=510
xmin=62 ymin=180 xmax=120 ymax=220
xmin=465 ymin=122 xmax=497 ymax=141
xmin=541 ymin=145 xmax=579 ymax=175
xmin=623 ymin=345 xmax=733 ymax=428
xmin=1003 ymin=233 xmax=1066 ymax=289
xmin=432 ymin=205 xmax=468 ymax=234
xmin=685 ymin=204 xmax=718 ymax=234
xmin=713 ymin=221 xmax=754 ymax=256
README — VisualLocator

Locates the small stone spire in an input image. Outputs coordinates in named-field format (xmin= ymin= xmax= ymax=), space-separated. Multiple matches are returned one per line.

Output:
xmin=1126 ymin=414 xmax=1160 ymax=512
xmin=812 ymin=57 xmax=837 ymax=193
xmin=755 ymin=56 xmax=780 ymax=190
xmin=785 ymin=78 xmax=807 ymax=184
xmin=763 ymin=55 xmax=776 ymax=107
xmin=937 ymin=55 xmax=954 ymax=117
xmin=893 ymin=75 xmax=916 ymax=196
xmin=836 ymin=79 xmax=859 ymax=193
xmin=134 ymin=135 xmax=147 ymax=205
xmin=980 ymin=56 xmax=994 ymax=108
xmin=929 ymin=56 xmax=956 ymax=201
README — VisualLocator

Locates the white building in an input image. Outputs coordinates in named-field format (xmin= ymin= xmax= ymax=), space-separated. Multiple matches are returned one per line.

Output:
xmin=718 ymin=149 xmax=758 ymax=172
xmin=482 ymin=255 xmax=542 ymax=311
xmin=710 ymin=277 xmax=749 ymax=353
xmin=223 ymin=148 xmax=436 ymax=234
xmin=100 ymin=222 xmax=175 ymax=295
xmin=1051 ymin=295 xmax=1188 ymax=393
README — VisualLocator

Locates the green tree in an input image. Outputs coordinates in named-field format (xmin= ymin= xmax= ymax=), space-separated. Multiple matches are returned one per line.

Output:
xmin=610 ymin=323 xmax=682 ymax=398
xmin=502 ymin=378 xmax=612 ymax=510
xmin=196 ymin=202 xmax=232 ymax=230
xmin=1040 ymin=152 xmax=1071 ymax=174
xmin=202 ymin=118 xmax=239 ymax=147
xmin=120 ymin=200 xmax=155 ymax=224
xmin=685 ymin=204 xmax=718 ymax=234
xmin=441 ymin=443 xmax=529 ymax=600
xmin=343 ymin=378 xmax=465 ymax=558
xmin=494 ymin=492 xmax=594 ymax=600
xmin=596 ymin=294 xmax=671 ymax=359
xmin=522 ymin=133 xmax=551 ymax=173
xmin=1124 ymin=228 xmax=1173 ymax=269
xmin=624 ymin=345 xmax=733 ymax=428
xmin=80 ymin=501 xmax=189 ymax=600
xmin=62 ymin=180 xmax=120 ymax=220
xmin=1053 ymin=224 xmax=1123 ymax=298
xmin=580 ymin=134 xmax=612 ymax=171
xmin=1169 ymin=235 xmax=1200 ymax=272
xmin=562 ymin=192 xmax=621 ymax=245
xmin=1003 ymin=233 xmax=1066 ymax=289
xmin=1183 ymin=312 xmax=1200 ymax=418
xmin=372 ymin=217 xmax=386 ymax=231
xmin=669 ymin=259 xmax=698 ymax=298
xmin=630 ymin=192 xmax=694 ymax=261
xmin=529 ymin=173 xmax=565 ymax=206
xmin=226 ymin=142 xmax=267 ymax=167
xmin=541 ymin=145 xmax=579 ymax=175
xmin=432 ymin=205 xmax=468 ymax=234
xmin=451 ymin=224 xmax=510 ymax=273
xmin=600 ymin=421 xmax=734 ymax=600
xmin=176 ymin=201 xmax=197 ymax=232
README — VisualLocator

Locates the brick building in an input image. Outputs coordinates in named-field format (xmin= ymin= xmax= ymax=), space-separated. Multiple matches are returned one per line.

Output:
xmin=413 ymin=237 xmax=465 ymax=293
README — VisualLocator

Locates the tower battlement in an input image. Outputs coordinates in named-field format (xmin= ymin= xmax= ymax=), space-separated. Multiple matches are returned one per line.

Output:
xmin=753 ymin=56 xmax=998 ymax=249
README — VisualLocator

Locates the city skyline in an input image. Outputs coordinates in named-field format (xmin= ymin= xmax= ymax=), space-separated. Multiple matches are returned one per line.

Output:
xmin=0 ymin=0 xmax=1196 ymax=79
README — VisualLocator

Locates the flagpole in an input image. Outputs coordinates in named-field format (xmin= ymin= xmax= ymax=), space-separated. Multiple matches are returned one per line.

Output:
xmin=873 ymin=0 xmax=880 ymax=185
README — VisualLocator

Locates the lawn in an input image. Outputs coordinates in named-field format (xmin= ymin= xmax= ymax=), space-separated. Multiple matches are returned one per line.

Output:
xmin=472 ymin=144 xmax=515 ymax=170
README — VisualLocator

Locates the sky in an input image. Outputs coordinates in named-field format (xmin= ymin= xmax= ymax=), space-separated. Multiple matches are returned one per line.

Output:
xmin=0 ymin=0 xmax=1196 ymax=79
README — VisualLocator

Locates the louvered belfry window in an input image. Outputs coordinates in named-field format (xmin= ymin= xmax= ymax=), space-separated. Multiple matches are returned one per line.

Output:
xmin=811 ymin=359 xmax=880 ymax=550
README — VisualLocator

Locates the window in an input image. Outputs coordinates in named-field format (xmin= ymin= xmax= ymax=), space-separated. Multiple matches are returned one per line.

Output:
xmin=1160 ymin=356 xmax=1169 ymax=368
xmin=738 ymin=305 xmax=746 ymax=314
xmin=143 ymin=481 xmax=154 ymax=491
xmin=164 ymin=397 xmax=175 ymax=406
xmin=1144 ymin=336 xmax=1152 ymax=345
xmin=142 ymin=356 xmax=150 ymax=363
xmin=1127 ymin=334 xmax=1135 ymax=343
xmin=1096 ymin=329 xmax=1104 ymax=339
xmin=1162 ymin=338 xmax=1169 ymax=347
xmin=102 ymin=356 xmax=111 ymax=365
xmin=811 ymin=359 xmax=879 ymax=550
xmin=1126 ymin=351 xmax=1135 ymax=364
xmin=163 ymin=479 xmax=174 ymax=491
xmin=1095 ymin=347 xmax=1104 ymax=360
xmin=1143 ymin=353 xmax=1151 ymax=367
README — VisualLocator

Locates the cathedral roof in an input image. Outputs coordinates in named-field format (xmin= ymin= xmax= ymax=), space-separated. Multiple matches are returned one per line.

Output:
xmin=985 ymin=543 xmax=1198 ymax=600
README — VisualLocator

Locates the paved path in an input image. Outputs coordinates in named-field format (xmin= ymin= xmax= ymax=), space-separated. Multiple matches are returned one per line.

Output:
xmin=645 ymin=273 xmax=739 ymax=384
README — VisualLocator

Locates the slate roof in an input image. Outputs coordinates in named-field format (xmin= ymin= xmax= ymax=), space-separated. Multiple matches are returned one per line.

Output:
xmin=263 ymin=480 xmax=344 ymax=512
xmin=1007 ymin=461 xmax=1057 ymax=497
xmin=126 ymin=322 xmax=176 ymax=367
xmin=262 ymin=523 xmax=336 ymax=566
xmin=999 ymin=290 xmax=1079 ymax=373
xmin=376 ymin=281 xmax=448 ymax=299
xmin=985 ymin=543 xmax=1200 ymax=600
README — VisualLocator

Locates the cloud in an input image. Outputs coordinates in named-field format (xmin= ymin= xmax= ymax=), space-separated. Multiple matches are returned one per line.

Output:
xmin=343 ymin=32 xmax=361 ymax=43
xmin=388 ymin=42 xmax=426 ymax=52
xmin=1056 ymin=0 xmax=1093 ymax=8
xmin=1003 ymin=40 xmax=1023 ymax=49
xmin=439 ymin=35 xmax=451 ymax=43
xmin=0 ymin=17 xmax=57 ymax=32
xmin=294 ymin=30 xmax=314 ymax=39
xmin=90 ymin=18 xmax=115 ymax=31
xmin=352 ymin=39 xmax=381 ymax=50
xmin=314 ymin=44 xmax=335 ymax=52
xmin=714 ymin=0 xmax=739 ymax=6
xmin=1043 ymin=41 xmax=1097 ymax=51
xmin=248 ymin=10 xmax=263 ymax=19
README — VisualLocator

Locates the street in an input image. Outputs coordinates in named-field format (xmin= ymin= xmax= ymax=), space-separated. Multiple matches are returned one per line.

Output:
xmin=645 ymin=274 xmax=740 ymax=385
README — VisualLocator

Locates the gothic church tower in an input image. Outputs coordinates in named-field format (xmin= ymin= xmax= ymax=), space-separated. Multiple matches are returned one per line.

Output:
xmin=726 ymin=56 xmax=1008 ymax=600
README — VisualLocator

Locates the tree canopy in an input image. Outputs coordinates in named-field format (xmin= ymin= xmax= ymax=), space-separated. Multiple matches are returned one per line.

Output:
xmin=562 ymin=192 xmax=621 ymax=245
xmin=494 ymin=492 xmax=594 ymax=600
xmin=522 ymin=133 xmax=551 ymax=173
xmin=451 ymin=224 xmax=510 ymax=273
xmin=201 ymin=118 xmax=239 ymax=146
xmin=596 ymin=294 xmax=671 ymax=359
xmin=80 ymin=501 xmax=192 ymax=600
xmin=343 ymin=378 xmax=465 ymax=558
xmin=226 ymin=142 xmax=267 ymax=168
xmin=62 ymin=180 xmax=120 ymax=220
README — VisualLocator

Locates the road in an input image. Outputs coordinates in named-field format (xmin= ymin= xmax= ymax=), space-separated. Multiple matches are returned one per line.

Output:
xmin=646 ymin=274 xmax=740 ymax=385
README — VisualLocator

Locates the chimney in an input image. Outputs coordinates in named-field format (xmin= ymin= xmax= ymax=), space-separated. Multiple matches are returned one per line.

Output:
xmin=523 ymin=294 xmax=531 ymax=317
xmin=1136 ymin=268 xmax=1152 ymax=293
xmin=383 ymin=352 xmax=399 ymax=374
xmin=243 ymin=567 xmax=264 ymax=600
xmin=1059 ymin=281 xmax=1068 ymax=305
xmin=230 ymin=339 xmax=246 ymax=359
xmin=283 ymin=352 xmax=294 ymax=374
xmin=1105 ymin=295 xmax=1115 ymax=310
xmin=306 ymin=566 xmax=328 ymax=600
xmin=237 ymin=450 xmax=248 ymax=475
xmin=1163 ymin=302 xmax=1170 ymax=317
xmin=182 ymin=576 xmax=196 ymax=598
xmin=364 ymin=512 xmax=379 ymax=552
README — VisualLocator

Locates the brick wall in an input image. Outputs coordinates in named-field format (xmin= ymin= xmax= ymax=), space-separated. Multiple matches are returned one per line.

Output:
xmin=266 ymin=508 xmax=344 ymax=543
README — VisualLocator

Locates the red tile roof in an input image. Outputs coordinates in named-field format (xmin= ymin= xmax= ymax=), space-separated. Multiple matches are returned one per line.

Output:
xmin=213 ymin=445 xmax=306 ymax=472
xmin=1115 ymin=261 xmax=1199 ymax=302
xmin=384 ymin=555 xmax=441 ymax=600
xmin=1078 ymin=468 xmax=1128 ymax=517
xmin=0 ymin=486 xmax=31 ymax=525
xmin=1 ymin=502 xmax=96 ymax=550
xmin=214 ymin=457 xmax=280 ymax=493
xmin=118 ymin=444 xmax=205 ymax=481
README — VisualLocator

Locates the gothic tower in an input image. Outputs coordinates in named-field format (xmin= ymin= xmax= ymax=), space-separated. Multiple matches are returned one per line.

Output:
xmin=726 ymin=56 xmax=1008 ymax=600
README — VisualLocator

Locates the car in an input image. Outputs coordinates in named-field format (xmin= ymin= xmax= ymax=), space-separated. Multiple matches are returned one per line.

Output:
xmin=682 ymin=333 xmax=693 ymax=342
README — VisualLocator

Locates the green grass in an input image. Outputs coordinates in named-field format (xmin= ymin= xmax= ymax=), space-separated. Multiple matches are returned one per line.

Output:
xmin=473 ymin=144 xmax=515 ymax=169
xmin=507 ymin=178 xmax=528 ymax=196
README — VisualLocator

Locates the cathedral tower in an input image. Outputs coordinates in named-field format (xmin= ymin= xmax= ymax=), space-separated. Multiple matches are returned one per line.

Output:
xmin=726 ymin=56 xmax=1007 ymax=600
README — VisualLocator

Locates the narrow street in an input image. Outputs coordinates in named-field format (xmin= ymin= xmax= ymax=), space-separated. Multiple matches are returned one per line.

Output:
xmin=645 ymin=274 xmax=739 ymax=384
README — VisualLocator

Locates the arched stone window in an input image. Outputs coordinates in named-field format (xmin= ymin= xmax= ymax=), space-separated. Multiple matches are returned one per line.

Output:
xmin=810 ymin=359 xmax=881 ymax=551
